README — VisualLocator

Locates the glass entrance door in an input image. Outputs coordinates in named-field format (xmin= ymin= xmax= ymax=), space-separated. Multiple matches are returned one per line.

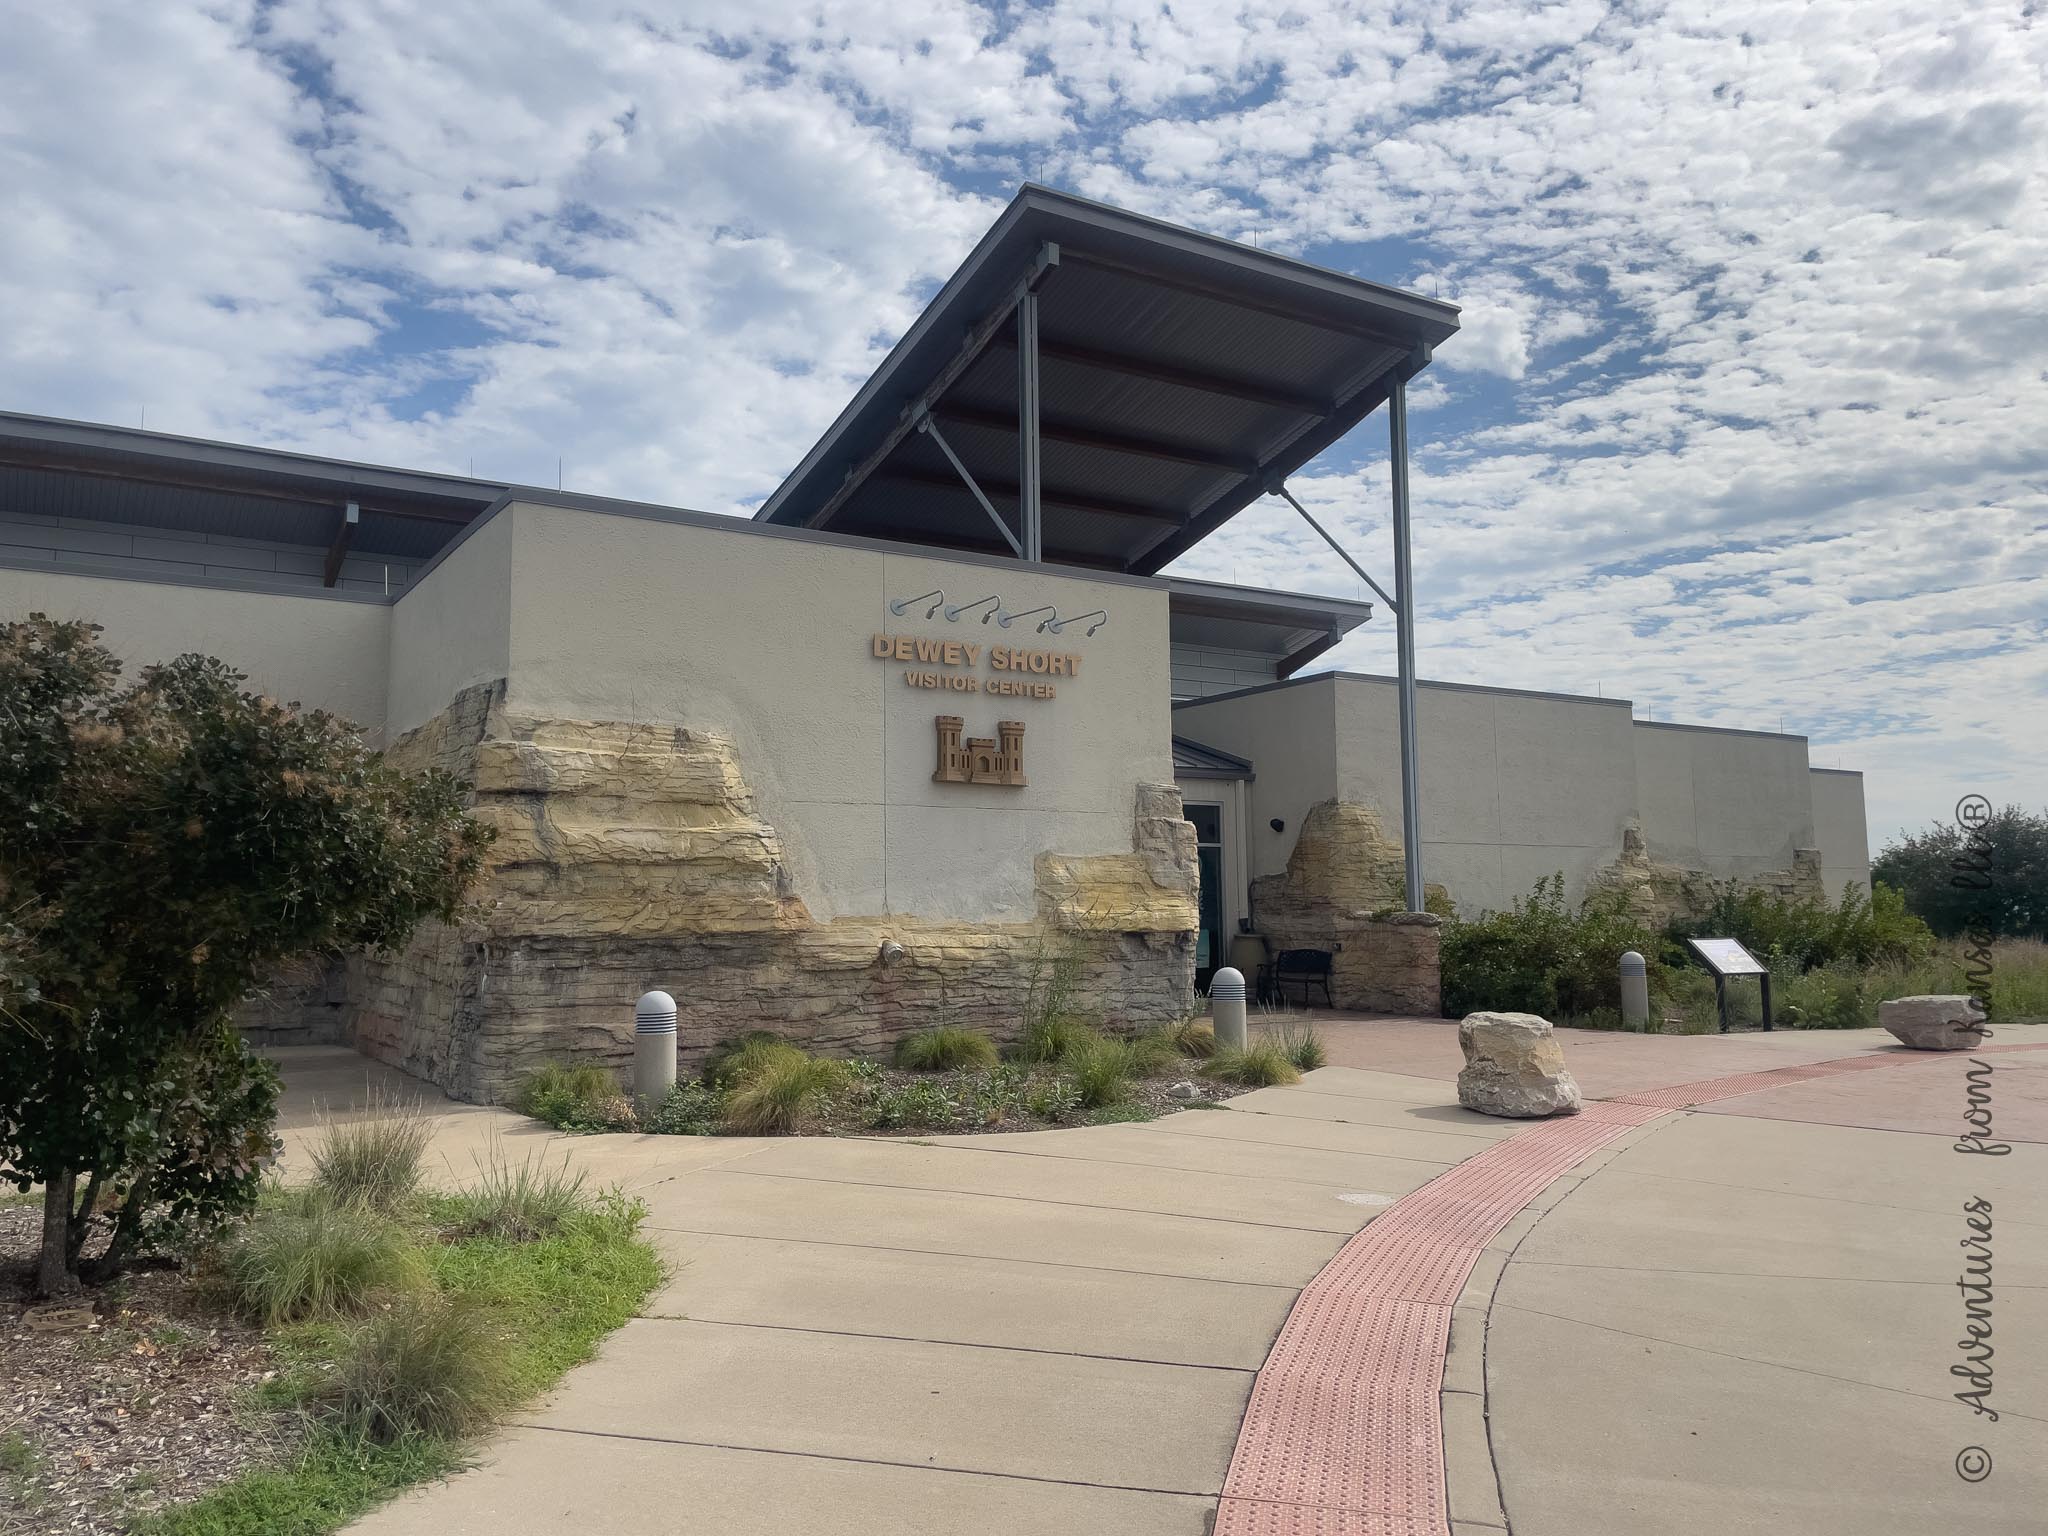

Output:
xmin=1184 ymin=803 xmax=1224 ymax=988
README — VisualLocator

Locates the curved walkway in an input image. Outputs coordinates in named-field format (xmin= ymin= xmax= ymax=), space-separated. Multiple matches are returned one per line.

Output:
xmin=267 ymin=1023 xmax=2046 ymax=1535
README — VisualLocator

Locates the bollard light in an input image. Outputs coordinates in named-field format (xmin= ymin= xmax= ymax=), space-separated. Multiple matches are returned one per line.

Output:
xmin=1619 ymin=951 xmax=1650 ymax=1032
xmin=635 ymin=990 xmax=678 ymax=1116
xmin=1211 ymin=967 xmax=1248 ymax=1052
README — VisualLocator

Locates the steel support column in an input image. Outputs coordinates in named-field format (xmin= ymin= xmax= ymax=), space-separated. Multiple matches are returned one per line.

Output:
xmin=1389 ymin=376 xmax=1424 ymax=912
xmin=1017 ymin=288 xmax=1043 ymax=562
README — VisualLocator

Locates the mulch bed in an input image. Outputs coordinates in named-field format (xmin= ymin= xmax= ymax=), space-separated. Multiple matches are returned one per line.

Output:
xmin=0 ymin=1203 xmax=291 ymax=1535
xmin=815 ymin=1060 xmax=1247 ymax=1137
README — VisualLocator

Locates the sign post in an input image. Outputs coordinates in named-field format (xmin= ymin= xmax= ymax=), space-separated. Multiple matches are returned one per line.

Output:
xmin=1685 ymin=938 xmax=1772 ymax=1032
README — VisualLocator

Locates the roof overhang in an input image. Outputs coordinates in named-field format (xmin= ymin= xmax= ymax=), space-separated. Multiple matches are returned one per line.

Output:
xmin=1168 ymin=576 xmax=1370 ymax=679
xmin=755 ymin=184 xmax=1458 ymax=575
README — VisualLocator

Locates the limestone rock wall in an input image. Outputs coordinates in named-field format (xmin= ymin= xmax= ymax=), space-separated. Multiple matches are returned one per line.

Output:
xmin=1586 ymin=820 xmax=1827 ymax=926
xmin=321 ymin=684 xmax=1197 ymax=1102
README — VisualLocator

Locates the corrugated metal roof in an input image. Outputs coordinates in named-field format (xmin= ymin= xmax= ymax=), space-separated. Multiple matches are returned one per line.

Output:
xmin=1172 ymin=735 xmax=1255 ymax=778
xmin=756 ymin=184 xmax=1458 ymax=574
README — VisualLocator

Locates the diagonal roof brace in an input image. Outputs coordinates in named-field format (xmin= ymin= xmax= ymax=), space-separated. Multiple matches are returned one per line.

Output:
xmin=804 ymin=242 xmax=1061 ymax=531
xmin=1266 ymin=479 xmax=1397 ymax=615
xmin=913 ymin=405 xmax=1022 ymax=557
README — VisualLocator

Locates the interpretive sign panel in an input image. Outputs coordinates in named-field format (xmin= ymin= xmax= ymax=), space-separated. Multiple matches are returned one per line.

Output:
xmin=1686 ymin=937 xmax=1768 ymax=976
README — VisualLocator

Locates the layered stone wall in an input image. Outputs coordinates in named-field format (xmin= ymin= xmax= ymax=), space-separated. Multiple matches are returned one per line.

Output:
xmin=1585 ymin=820 xmax=1826 ymax=926
xmin=307 ymin=684 xmax=1198 ymax=1102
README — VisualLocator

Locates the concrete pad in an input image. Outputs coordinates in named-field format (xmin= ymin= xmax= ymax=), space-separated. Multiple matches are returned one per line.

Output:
xmin=1600 ymin=1108 xmax=2048 ymax=1215
xmin=1487 ymin=1303 xmax=2048 ymax=1535
xmin=1513 ymin=1166 xmax=2048 ymax=1284
xmin=638 ymin=1164 xmax=1343 ymax=1286
xmin=527 ymin=1316 xmax=1249 ymax=1494
xmin=648 ymin=1230 xmax=1293 ymax=1369
xmin=1222 ymin=1086 xmax=1520 ymax=1139
xmin=1287 ymin=1065 xmax=1489 ymax=1106
xmin=347 ymin=1425 xmax=1215 ymax=1535
xmin=936 ymin=1121 xmax=1448 ymax=1203
xmin=1138 ymin=1104 xmax=1490 ymax=1167
xmin=1440 ymin=1390 xmax=1505 ymax=1530
xmin=1497 ymin=1259 xmax=2048 ymax=1421
xmin=723 ymin=1134 xmax=1369 ymax=1232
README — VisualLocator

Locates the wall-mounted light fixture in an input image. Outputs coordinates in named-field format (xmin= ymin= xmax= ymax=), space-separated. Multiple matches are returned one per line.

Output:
xmin=945 ymin=595 xmax=1000 ymax=622
xmin=1270 ymin=817 xmax=1286 ymax=833
xmin=996 ymin=605 xmax=1055 ymax=629
xmin=1044 ymin=610 xmax=1107 ymax=636
xmin=889 ymin=589 xmax=944 ymax=619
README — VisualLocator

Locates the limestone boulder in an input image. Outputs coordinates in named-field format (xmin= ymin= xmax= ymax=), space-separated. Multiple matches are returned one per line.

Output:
xmin=1879 ymin=995 xmax=1989 ymax=1050
xmin=1457 ymin=1011 xmax=1582 ymax=1118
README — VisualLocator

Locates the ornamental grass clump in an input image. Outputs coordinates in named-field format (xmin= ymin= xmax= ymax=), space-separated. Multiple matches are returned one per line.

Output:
xmin=311 ymin=1090 xmax=433 ymax=1212
xmin=320 ymin=1294 xmax=517 ymax=1444
xmin=894 ymin=1026 xmax=1000 ymax=1072
xmin=224 ymin=1193 xmax=426 ymax=1326
xmin=720 ymin=1050 xmax=851 ymax=1135
xmin=1203 ymin=1039 xmax=1302 ymax=1088
xmin=442 ymin=1150 xmax=588 ymax=1242
xmin=1272 ymin=1019 xmax=1327 ymax=1073
xmin=1066 ymin=1038 xmax=1142 ymax=1109
xmin=1014 ymin=1013 xmax=1101 ymax=1065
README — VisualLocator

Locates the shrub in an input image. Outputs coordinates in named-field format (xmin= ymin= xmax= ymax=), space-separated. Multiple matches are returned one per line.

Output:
xmin=511 ymin=1064 xmax=632 ymax=1133
xmin=442 ymin=1152 xmax=588 ymax=1241
xmin=1665 ymin=880 xmax=1932 ymax=973
xmin=643 ymin=1081 xmax=726 ymax=1136
xmin=1773 ymin=963 xmax=1875 ymax=1030
xmin=1025 ymin=1077 xmax=1083 ymax=1120
xmin=311 ymin=1091 xmax=432 ymax=1212
xmin=224 ymin=1195 xmax=425 ymax=1325
xmin=1014 ymin=1014 xmax=1101 ymax=1064
xmin=703 ymin=1031 xmax=795 ymax=1088
xmin=721 ymin=1051 xmax=850 ymax=1135
xmin=320 ymin=1295 xmax=516 ymax=1444
xmin=1273 ymin=1019 xmax=1327 ymax=1072
xmin=1874 ymin=805 xmax=2048 ymax=940
xmin=966 ymin=1065 xmax=1026 ymax=1127
xmin=894 ymin=1027 xmax=999 ymax=1072
xmin=1204 ymin=1040 xmax=1302 ymax=1087
xmin=867 ymin=1079 xmax=959 ymax=1131
xmin=1440 ymin=875 xmax=1664 ymax=1019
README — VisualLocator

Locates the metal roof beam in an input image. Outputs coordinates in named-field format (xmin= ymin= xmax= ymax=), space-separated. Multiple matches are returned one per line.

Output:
xmin=1062 ymin=248 xmax=1420 ymax=351
xmin=804 ymin=242 xmax=1060 ymax=531
xmin=322 ymin=501 xmax=359 ymax=587
xmin=873 ymin=469 xmax=1185 ymax=525
xmin=933 ymin=405 xmax=1258 ymax=476
xmin=993 ymin=334 xmax=1331 ymax=417
xmin=1 ymin=450 xmax=479 ymax=525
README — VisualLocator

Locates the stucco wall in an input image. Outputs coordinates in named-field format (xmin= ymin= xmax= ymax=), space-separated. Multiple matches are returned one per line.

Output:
xmin=0 ymin=565 xmax=391 ymax=737
xmin=1809 ymin=768 xmax=1872 ymax=902
xmin=385 ymin=512 xmax=513 ymax=738
xmin=1632 ymin=722 xmax=1816 ymax=881
xmin=462 ymin=500 xmax=1173 ymax=925
xmin=1171 ymin=677 xmax=1340 ymax=881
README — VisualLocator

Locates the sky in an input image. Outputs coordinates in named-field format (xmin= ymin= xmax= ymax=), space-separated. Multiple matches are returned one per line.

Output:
xmin=2 ymin=1 xmax=2043 ymax=849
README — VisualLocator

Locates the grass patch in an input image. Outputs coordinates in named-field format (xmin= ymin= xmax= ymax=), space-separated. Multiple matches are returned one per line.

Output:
xmin=1204 ymin=1039 xmax=1303 ymax=1087
xmin=1086 ymin=1102 xmax=1156 ymax=1125
xmin=142 ymin=1170 xmax=660 ymax=1536
xmin=222 ymin=1194 xmax=426 ymax=1326
xmin=310 ymin=1090 xmax=432 ymax=1212
xmin=894 ymin=1026 xmax=1000 ymax=1072
xmin=1066 ymin=1038 xmax=1145 ymax=1109
xmin=1160 ymin=1016 xmax=1217 ymax=1059
xmin=1013 ymin=1013 xmax=1101 ymax=1065
xmin=1272 ymin=1018 xmax=1327 ymax=1072
xmin=439 ymin=1149 xmax=587 ymax=1242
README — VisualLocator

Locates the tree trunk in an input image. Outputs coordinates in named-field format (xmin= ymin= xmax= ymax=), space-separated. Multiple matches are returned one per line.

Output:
xmin=37 ymin=1171 xmax=80 ymax=1297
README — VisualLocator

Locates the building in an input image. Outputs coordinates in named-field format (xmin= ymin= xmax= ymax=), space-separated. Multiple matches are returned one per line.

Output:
xmin=0 ymin=187 xmax=1868 ymax=1100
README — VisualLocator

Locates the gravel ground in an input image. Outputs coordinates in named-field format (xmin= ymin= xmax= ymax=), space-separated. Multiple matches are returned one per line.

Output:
xmin=0 ymin=1204 xmax=292 ymax=1536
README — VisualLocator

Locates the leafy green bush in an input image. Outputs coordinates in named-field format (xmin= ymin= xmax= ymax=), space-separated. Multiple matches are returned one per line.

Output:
xmin=320 ymin=1295 xmax=516 ymax=1444
xmin=1440 ymin=875 xmax=1664 ymax=1019
xmin=312 ymin=1091 xmax=432 ymax=1212
xmin=720 ymin=1051 xmax=850 ymax=1135
xmin=1014 ymin=1013 xmax=1102 ymax=1065
xmin=894 ymin=1026 xmax=1000 ymax=1072
xmin=441 ymin=1152 xmax=588 ymax=1241
xmin=966 ymin=1065 xmax=1027 ymax=1127
xmin=867 ymin=1079 xmax=960 ymax=1131
xmin=510 ymin=1064 xmax=633 ymax=1133
xmin=1665 ymin=880 xmax=1931 ymax=972
xmin=1873 ymin=805 xmax=2048 ymax=940
xmin=224 ymin=1195 xmax=425 ymax=1325
xmin=1204 ymin=1040 xmax=1302 ymax=1087
xmin=1273 ymin=1019 xmax=1327 ymax=1072
xmin=1025 ymin=1077 xmax=1083 ymax=1120
xmin=643 ymin=1081 xmax=726 ymax=1136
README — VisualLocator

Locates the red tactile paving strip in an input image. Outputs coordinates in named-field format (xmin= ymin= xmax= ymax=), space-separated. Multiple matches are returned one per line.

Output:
xmin=1211 ymin=1041 xmax=2048 ymax=1536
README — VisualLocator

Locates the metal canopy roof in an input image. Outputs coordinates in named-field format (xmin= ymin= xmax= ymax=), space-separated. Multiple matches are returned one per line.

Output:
xmin=1166 ymin=576 xmax=1371 ymax=679
xmin=0 ymin=412 xmax=509 ymax=573
xmin=1171 ymin=735 xmax=1255 ymax=780
xmin=755 ymin=184 xmax=1459 ymax=574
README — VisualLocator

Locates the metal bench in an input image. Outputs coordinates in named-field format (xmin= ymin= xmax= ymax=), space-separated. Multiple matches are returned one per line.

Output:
xmin=1270 ymin=948 xmax=1334 ymax=1008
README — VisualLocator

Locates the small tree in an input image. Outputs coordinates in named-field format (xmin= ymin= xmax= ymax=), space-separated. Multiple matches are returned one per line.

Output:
xmin=0 ymin=617 xmax=491 ymax=1295
xmin=1873 ymin=806 xmax=2048 ymax=941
